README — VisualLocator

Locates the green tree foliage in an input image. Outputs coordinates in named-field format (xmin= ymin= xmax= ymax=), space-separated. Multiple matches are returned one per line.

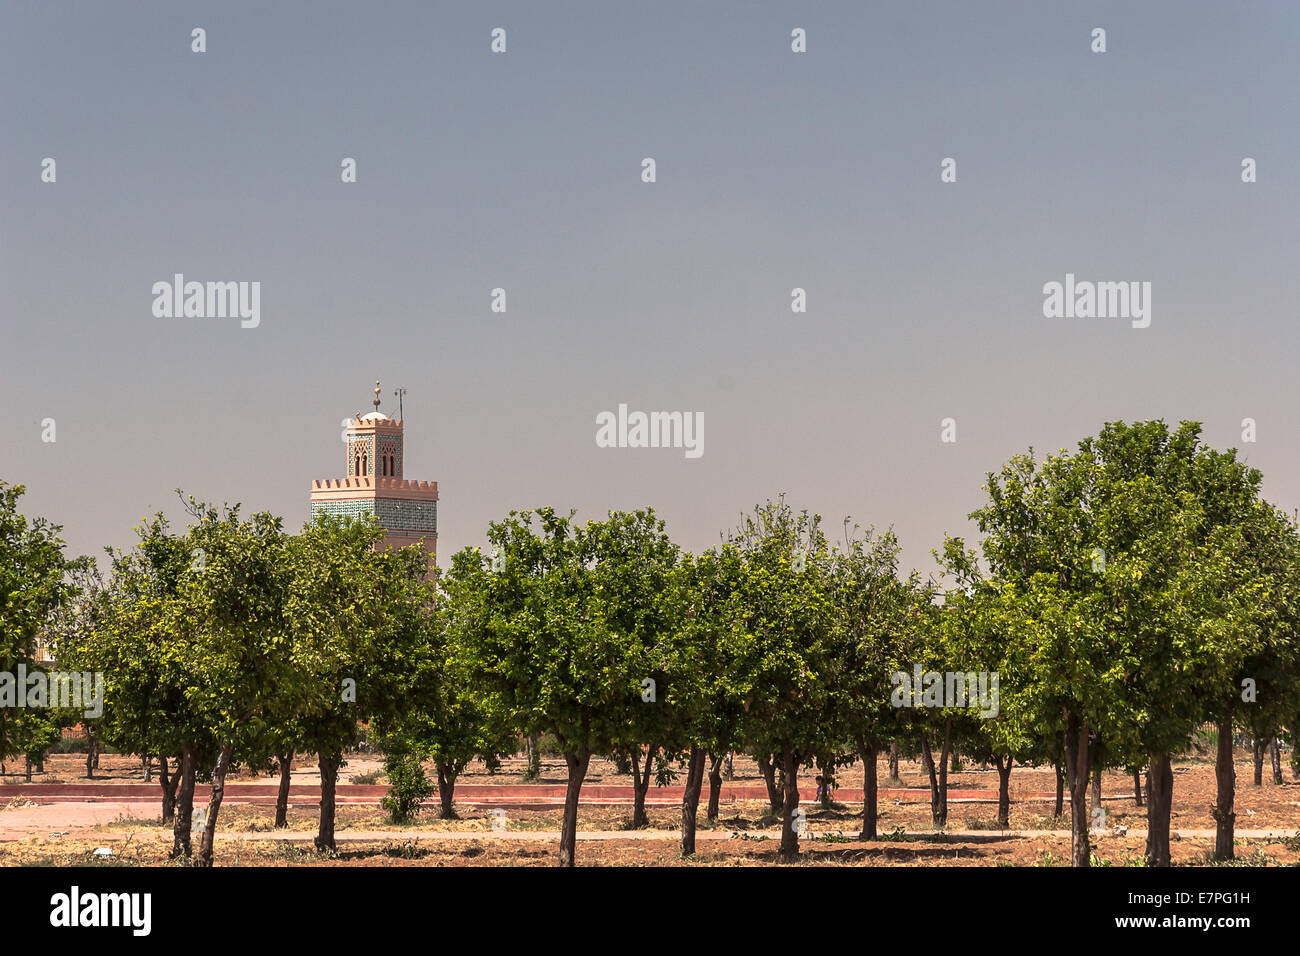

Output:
xmin=450 ymin=508 xmax=653 ymax=866
xmin=726 ymin=498 xmax=837 ymax=859
xmin=0 ymin=482 xmax=89 ymax=763
xmin=172 ymin=498 xmax=295 ymax=867
xmin=286 ymin=514 xmax=433 ymax=852
xmin=970 ymin=421 xmax=1274 ymax=865
xmin=375 ymin=581 xmax=515 ymax=821
xmin=588 ymin=510 xmax=683 ymax=828
xmin=673 ymin=545 xmax=747 ymax=852
xmin=60 ymin=512 xmax=219 ymax=853
xmin=824 ymin=523 xmax=927 ymax=838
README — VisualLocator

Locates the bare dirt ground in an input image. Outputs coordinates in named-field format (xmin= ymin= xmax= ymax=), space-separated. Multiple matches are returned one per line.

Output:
xmin=3 ymin=749 xmax=1297 ymax=865
xmin=1 ymin=827 xmax=1297 ymax=867
xmin=8 ymin=749 xmax=1300 ymax=833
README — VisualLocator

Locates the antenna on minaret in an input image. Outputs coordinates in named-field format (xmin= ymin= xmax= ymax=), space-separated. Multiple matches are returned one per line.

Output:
xmin=393 ymin=387 xmax=407 ymax=420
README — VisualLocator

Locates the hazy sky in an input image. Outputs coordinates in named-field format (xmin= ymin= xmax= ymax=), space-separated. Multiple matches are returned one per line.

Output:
xmin=4 ymin=1 xmax=1299 ymax=577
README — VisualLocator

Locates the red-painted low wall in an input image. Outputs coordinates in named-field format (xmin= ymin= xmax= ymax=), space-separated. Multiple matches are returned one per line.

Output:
xmin=0 ymin=782 xmax=1074 ymax=806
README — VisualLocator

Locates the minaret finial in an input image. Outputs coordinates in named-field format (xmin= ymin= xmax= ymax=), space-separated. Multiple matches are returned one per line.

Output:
xmin=373 ymin=379 xmax=382 ymax=412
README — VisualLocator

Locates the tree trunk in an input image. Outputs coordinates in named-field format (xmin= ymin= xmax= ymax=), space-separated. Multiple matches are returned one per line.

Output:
xmin=936 ymin=719 xmax=952 ymax=825
xmin=316 ymin=751 xmax=340 ymax=852
xmin=559 ymin=750 xmax=591 ymax=867
xmin=435 ymin=758 xmax=457 ymax=819
xmin=195 ymin=742 xmax=234 ymax=868
xmin=994 ymin=753 xmax=1012 ymax=828
xmin=1054 ymin=760 xmax=1064 ymax=817
xmin=859 ymin=741 xmax=879 ymax=840
xmin=1132 ymin=768 xmax=1144 ymax=806
xmin=680 ymin=745 xmax=706 ymax=856
xmin=159 ymin=756 xmax=180 ymax=824
xmin=1145 ymin=752 xmax=1173 ymax=867
xmin=171 ymin=748 xmax=196 ymax=859
xmin=526 ymin=733 xmax=541 ymax=779
xmin=1269 ymin=737 xmax=1282 ymax=785
xmin=757 ymin=752 xmax=780 ymax=809
xmin=630 ymin=746 xmax=654 ymax=828
xmin=1062 ymin=715 xmax=1091 ymax=867
xmin=85 ymin=736 xmax=95 ymax=779
xmin=778 ymin=746 xmax=800 ymax=859
xmin=1253 ymin=738 xmax=1264 ymax=786
xmin=1213 ymin=714 xmax=1235 ymax=861
xmin=921 ymin=734 xmax=940 ymax=823
xmin=24 ymin=755 xmax=32 ymax=782
xmin=706 ymin=752 xmax=724 ymax=821
xmin=143 ymin=754 xmax=152 ymax=783
xmin=887 ymin=741 xmax=900 ymax=782
xmin=817 ymin=752 xmax=835 ymax=807
xmin=275 ymin=750 xmax=293 ymax=828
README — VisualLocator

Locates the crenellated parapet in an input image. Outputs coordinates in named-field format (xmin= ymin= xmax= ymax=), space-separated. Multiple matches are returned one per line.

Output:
xmin=348 ymin=417 xmax=403 ymax=431
xmin=311 ymin=477 xmax=437 ymax=493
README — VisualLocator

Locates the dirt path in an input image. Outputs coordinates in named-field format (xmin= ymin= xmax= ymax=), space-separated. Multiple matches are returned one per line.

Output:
xmin=0 ymin=801 xmax=146 ymax=840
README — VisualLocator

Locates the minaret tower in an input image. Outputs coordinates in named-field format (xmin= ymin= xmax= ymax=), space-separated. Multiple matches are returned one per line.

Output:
xmin=309 ymin=380 xmax=438 ymax=572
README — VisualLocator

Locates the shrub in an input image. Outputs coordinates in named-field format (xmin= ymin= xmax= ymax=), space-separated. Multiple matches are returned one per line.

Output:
xmin=380 ymin=752 xmax=432 ymax=823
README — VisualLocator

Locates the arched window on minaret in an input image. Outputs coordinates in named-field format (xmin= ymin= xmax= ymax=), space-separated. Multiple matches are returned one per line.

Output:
xmin=362 ymin=452 xmax=368 ymax=477
xmin=354 ymin=452 xmax=360 ymax=477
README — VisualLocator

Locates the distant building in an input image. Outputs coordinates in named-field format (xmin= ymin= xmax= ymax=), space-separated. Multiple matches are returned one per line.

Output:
xmin=32 ymin=633 xmax=57 ymax=666
xmin=309 ymin=381 xmax=438 ymax=573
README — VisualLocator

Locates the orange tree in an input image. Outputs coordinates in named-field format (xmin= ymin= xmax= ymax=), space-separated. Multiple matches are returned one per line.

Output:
xmin=0 ymin=483 xmax=90 ymax=768
xmin=726 ymin=498 xmax=837 ymax=859
xmin=971 ymin=421 xmax=1265 ymax=866
xmin=452 ymin=508 xmax=648 ymax=867
xmin=823 ymin=523 xmax=927 ymax=839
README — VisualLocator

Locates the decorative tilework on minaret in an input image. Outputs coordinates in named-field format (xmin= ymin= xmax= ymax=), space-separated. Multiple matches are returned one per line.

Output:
xmin=310 ymin=381 xmax=438 ymax=573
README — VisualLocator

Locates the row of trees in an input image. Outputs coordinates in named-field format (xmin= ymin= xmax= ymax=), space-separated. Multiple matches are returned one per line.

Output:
xmin=3 ymin=419 xmax=1299 ymax=867
xmin=56 ymin=499 xmax=443 ymax=865
xmin=941 ymin=420 xmax=1300 ymax=865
